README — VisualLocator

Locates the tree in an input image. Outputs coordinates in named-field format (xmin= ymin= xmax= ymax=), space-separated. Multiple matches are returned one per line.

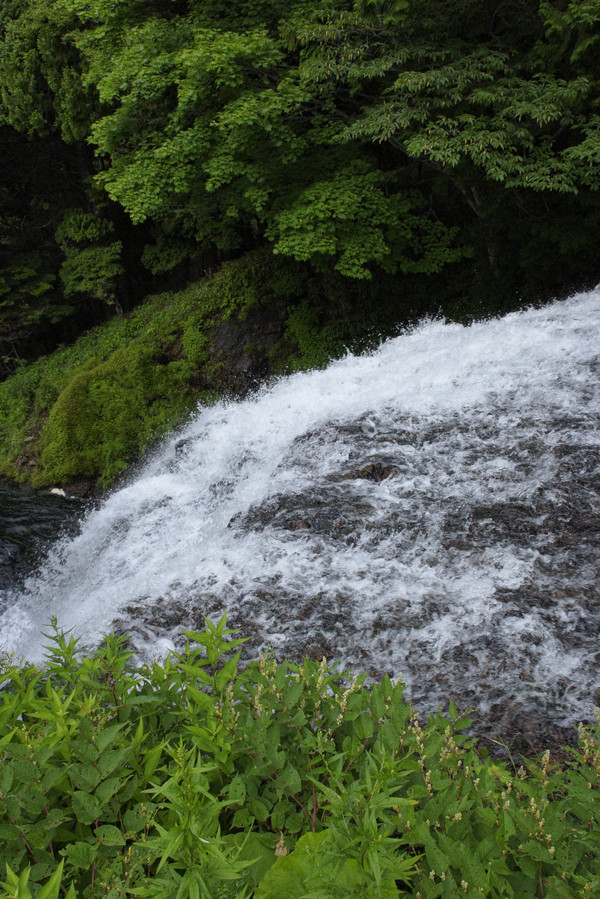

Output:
xmin=66 ymin=0 xmax=600 ymax=294
xmin=2 ymin=0 xmax=600 ymax=376
xmin=0 ymin=0 xmax=147 ymax=372
xmin=65 ymin=0 xmax=464 ymax=279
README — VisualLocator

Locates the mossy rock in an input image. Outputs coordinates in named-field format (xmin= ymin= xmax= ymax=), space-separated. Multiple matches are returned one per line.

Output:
xmin=34 ymin=345 xmax=198 ymax=486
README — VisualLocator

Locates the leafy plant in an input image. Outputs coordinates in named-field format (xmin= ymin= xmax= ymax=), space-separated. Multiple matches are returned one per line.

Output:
xmin=1 ymin=616 xmax=599 ymax=896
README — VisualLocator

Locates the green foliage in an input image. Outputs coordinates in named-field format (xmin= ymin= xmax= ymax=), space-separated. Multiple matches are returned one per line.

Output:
xmin=36 ymin=345 xmax=193 ymax=485
xmin=280 ymin=300 xmax=345 ymax=371
xmin=0 ymin=127 xmax=76 ymax=375
xmin=54 ymin=0 xmax=600 ymax=291
xmin=54 ymin=208 xmax=125 ymax=304
xmin=267 ymin=161 xmax=464 ymax=279
xmin=59 ymin=243 xmax=124 ymax=303
xmin=0 ymin=0 xmax=94 ymax=142
xmin=62 ymin=0 xmax=471 ymax=280
xmin=1 ymin=616 xmax=600 ymax=897
xmin=0 ymin=256 xmax=61 ymax=367
xmin=3 ymin=0 xmax=600 ymax=475
xmin=0 ymin=3 xmax=138 ymax=373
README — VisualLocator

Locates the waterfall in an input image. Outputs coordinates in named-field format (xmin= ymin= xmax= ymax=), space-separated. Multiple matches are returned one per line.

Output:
xmin=2 ymin=289 xmax=600 ymax=742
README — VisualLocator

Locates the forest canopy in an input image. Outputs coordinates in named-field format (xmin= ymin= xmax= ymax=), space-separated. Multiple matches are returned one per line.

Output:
xmin=2 ymin=0 xmax=600 ymax=373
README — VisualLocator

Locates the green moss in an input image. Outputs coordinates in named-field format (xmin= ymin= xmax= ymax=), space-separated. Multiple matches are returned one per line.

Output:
xmin=34 ymin=346 xmax=198 ymax=486
xmin=0 ymin=250 xmax=313 ymax=487
xmin=181 ymin=326 xmax=210 ymax=367
xmin=278 ymin=300 xmax=346 ymax=371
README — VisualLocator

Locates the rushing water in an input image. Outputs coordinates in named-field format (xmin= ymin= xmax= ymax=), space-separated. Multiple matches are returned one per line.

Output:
xmin=1 ymin=290 xmax=600 ymax=747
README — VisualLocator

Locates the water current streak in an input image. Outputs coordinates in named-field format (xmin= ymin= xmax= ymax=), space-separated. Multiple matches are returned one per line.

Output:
xmin=1 ymin=290 xmax=600 ymax=748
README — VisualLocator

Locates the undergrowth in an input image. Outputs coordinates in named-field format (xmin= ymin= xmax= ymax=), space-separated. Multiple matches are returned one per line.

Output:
xmin=0 ymin=616 xmax=599 ymax=897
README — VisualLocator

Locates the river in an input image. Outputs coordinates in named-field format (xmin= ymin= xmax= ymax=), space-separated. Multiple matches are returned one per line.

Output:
xmin=1 ymin=289 xmax=600 ymax=751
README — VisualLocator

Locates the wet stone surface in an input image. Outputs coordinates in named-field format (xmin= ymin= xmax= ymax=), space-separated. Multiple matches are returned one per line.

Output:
xmin=0 ymin=483 xmax=85 ymax=592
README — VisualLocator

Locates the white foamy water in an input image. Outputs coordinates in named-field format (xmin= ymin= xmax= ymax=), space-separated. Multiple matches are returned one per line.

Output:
xmin=2 ymin=289 xmax=600 ymax=739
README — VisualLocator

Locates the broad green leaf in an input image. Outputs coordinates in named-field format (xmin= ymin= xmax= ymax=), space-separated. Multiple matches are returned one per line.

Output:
xmin=95 ymin=824 xmax=125 ymax=846
xmin=71 ymin=790 xmax=102 ymax=825
xmin=61 ymin=840 xmax=98 ymax=869
xmin=249 ymin=798 xmax=271 ymax=822
xmin=97 ymin=747 xmax=130 ymax=777
xmin=95 ymin=724 xmax=127 ymax=754
xmin=69 ymin=762 xmax=101 ymax=791
xmin=354 ymin=711 xmax=374 ymax=740
xmin=123 ymin=805 xmax=147 ymax=834
xmin=95 ymin=775 xmax=125 ymax=804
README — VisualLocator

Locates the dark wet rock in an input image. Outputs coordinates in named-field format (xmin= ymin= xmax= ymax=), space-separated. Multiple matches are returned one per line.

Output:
xmin=442 ymin=501 xmax=544 ymax=549
xmin=283 ymin=415 xmax=417 ymax=458
xmin=335 ymin=462 xmax=397 ymax=483
xmin=293 ymin=632 xmax=337 ymax=662
xmin=191 ymin=416 xmax=600 ymax=757
xmin=109 ymin=578 xmax=589 ymax=758
xmin=231 ymin=487 xmax=377 ymax=540
xmin=175 ymin=437 xmax=194 ymax=456
xmin=211 ymin=304 xmax=287 ymax=391
xmin=61 ymin=476 xmax=99 ymax=499
xmin=0 ymin=482 xmax=87 ymax=589
xmin=476 ymin=701 xmax=579 ymax=763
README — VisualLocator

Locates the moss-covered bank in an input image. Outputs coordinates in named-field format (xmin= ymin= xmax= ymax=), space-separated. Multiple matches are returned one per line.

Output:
xmin=0 ymin=250 xmax=395 ymax=490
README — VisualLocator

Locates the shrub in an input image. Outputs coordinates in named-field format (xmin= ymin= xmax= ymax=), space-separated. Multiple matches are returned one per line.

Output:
xmin=0 ymin=617 xmax=599 ymax=897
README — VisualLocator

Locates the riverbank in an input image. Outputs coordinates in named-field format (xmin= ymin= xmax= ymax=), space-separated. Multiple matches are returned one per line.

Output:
xmin=1 ymin=238 xmax=592 ymax=496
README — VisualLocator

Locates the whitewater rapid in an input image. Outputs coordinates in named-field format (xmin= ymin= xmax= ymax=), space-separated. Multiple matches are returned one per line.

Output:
xmin=2 ymin=289 xmax=600 ymax=742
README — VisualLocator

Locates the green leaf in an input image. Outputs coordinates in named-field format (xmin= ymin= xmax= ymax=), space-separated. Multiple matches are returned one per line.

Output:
xmin=0 ymin=823 xmax=20 ymax=841
xmin=231 ymin=808 xmax=254 ymax=828
xmin=284 ymin=680 xmax=304 ymax=710
xmin=379 ymin=719 xmax=401 ymax=753
xmin=61 ymin=840 xmax=98 ymax=869
xmin=354 ymin=711 xmax=374 ymax=740
xmin=69 ymin=762 xmax=101 ymax=791
xmin=95 ymin=824 xmax=125 ymax=846
xmin=70 ymin=740 xmax=99 ymax=764
xmin=97 ymin=747 xmax=130 ymax=777
xmin=35 ymin=860 xmax=65 ymax=899
xmin=11 ymin=759 xmax=39 ymax=784
xmin=214 ymin=653 xmax=240 ymax=691
xmin=71 ymin=790 xmax=102 ymax=825
xmin=254 ymin=829 xmax=401 ymax=898
xmin=225 ymin=832 xmax=276 ymax=887
xmin=249 ymin=799 xmax=271 ymax=822
xmin=123 ymin=805 xmax=147 ymax=834
xmin=143 ymin=742 xmax=166 ymax=778
xmin=95 ymin=724 xmax=127 ymax=754
xmin=95 ymin=775 xmax=125 ymax=805
xmin=279 ymin=762 xmax=302 ymax=795
xmin=503 ymin=809 xmax=516 ymax=838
